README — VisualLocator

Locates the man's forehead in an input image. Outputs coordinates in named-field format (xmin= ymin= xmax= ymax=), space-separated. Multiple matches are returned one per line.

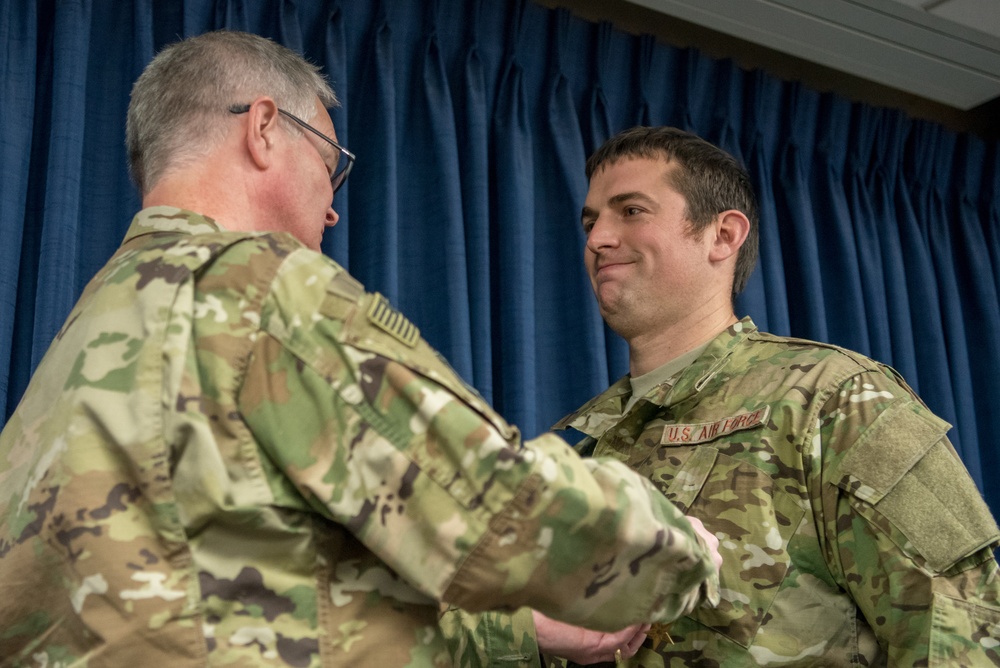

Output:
xmin=591 ymin=154 xmax=672 ymax=179
xmin=311 ymin=99 xmax=337 ymax=135
xmin=586 ymin=155 xmax=676 ymax=199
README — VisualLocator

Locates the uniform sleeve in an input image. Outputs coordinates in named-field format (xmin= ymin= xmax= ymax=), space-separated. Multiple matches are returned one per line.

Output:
xmin=238 ymin=251 xmax=719 ymax=632
xmin=819 ymin=369 xmax=1000 ymax=665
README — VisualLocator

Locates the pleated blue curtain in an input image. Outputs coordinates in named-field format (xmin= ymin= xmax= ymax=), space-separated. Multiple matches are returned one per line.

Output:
xmin=778 ymin=88 xmax=831 ymax=342
xmin=864 ymin=110 xmax=920 ymax=380
xmin=452 ymin=0 xmax=493 ymax=403
xmin=953 ymin=137 xmax=1000 ymax=491
xmin=349 ymin=1 xmax=398 ymax=303
xmin=818 ymin=96 xmax=872 ymax=356
xmin=0 ymin=2 xmax=38 ymax=412
xmin=583 ymin=21 xmax=631 ymax=381
xmin=912 ymin=128 xmax=976 ymax=472
xmin=741 ymin=73 xmax=790 ymax=334
xmin=488 ymin=0 xmax=537 ymax=429
xmin=533 ymin=10 xmax=609 ymax=415
xmin=2 ymin=0 xmax=998 ymax=513
xmin=859 ymin=108 xmax=909 ymax=371
xmin=989 ymin=153 xmax=1000 ymax=302
xmin=319 ymin=2 xmax=350 ymax=270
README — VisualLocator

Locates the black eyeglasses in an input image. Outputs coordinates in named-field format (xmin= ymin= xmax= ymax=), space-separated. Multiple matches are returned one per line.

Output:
xmin=229 ymin=104 xmax=355 ymax=194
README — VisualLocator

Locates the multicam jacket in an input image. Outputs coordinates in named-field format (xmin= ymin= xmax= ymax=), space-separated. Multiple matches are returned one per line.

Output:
xmin=458 ymin=318 xmax=1000 ymax=668
xmin=0 ymin=207 xmax=718 ymax=667
xmin=545 ymin=318 xmax=1000 ymax=667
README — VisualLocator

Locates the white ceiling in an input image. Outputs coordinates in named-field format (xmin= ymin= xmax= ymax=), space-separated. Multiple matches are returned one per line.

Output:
xmin=624 ymin=0 xmax=1000 ymax=110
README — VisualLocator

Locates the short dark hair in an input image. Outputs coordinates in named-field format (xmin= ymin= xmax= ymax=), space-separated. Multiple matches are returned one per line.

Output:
xmin=586 ymin=126 xmax=759 ymax=300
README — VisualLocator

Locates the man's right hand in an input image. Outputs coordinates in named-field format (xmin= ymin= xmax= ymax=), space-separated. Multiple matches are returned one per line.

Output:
xmin=532 ymin=611 xmax=649 ymax=665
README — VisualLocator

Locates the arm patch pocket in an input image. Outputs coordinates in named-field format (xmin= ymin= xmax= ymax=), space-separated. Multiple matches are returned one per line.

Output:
xmin=837 ymin=402 xmax=1000 ymax=571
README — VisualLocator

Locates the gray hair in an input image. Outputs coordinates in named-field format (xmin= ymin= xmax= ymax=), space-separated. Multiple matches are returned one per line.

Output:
xmin=126 ymin=30 xmax=337 ymax=194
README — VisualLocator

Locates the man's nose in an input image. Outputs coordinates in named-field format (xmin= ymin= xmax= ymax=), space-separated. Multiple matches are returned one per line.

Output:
xmin=586 ymin=216 xmax=618 ymax=250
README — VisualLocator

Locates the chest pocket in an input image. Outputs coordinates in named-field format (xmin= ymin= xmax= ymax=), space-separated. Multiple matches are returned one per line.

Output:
xmin=635 ymin=425 xmax=805 ymax=649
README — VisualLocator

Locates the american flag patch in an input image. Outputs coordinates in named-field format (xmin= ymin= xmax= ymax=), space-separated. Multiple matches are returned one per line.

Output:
xmin=367 ymin=293 xmax=420 ymax=347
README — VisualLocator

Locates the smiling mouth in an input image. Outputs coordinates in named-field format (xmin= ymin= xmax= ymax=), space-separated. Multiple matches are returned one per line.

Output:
xmin=595 ymin=260 xmax=633 ymax=274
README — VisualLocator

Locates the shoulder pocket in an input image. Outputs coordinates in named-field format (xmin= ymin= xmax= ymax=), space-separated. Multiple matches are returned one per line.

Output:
xmin=836 ymin=402 xmax=1000 ymax=571
xmin=326 ymin=291 xmax=516 ymax=442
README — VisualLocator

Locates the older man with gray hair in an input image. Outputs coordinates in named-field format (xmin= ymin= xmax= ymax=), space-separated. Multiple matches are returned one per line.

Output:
xmin=0 ymin=32 xmax=721 ymax=667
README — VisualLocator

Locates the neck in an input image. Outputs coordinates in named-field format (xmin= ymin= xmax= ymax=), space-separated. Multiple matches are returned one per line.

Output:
xmin=627 ymin=305 xmax=738 ymax=376
xmin=142 ymin=163 xmax=256 ymax=233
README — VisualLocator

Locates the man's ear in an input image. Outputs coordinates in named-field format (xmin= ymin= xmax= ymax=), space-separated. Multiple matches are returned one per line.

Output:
xmin=708 ymin=210 xmax=750 ymax=262
xmin=244 ymin=98 xmax=282 ymax=170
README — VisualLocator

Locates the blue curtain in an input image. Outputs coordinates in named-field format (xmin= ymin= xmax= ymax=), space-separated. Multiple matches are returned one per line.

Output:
xmin=2 ymin=0 xmax=998 ymax=513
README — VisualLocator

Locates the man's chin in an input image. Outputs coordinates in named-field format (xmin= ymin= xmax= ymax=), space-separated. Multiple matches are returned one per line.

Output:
xmin=595 ymin=287 xmax=628 ymax=317
xmin=597 ymin=303 xmax=630 ymax=333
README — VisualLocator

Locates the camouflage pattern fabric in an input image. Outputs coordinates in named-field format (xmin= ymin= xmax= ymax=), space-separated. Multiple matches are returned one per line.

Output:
xmin=541 ymin=318 xmax=1000 ymax=667
xmin=439 ymin=606 xmax=541 ymax=668
xmin=0 ymin=207 xmax=718 ymax=667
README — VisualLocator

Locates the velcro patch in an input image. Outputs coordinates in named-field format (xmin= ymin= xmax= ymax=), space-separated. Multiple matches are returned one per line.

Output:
xmin=660 ymin=405 xmax=771 ymax=445
xmin=367 ymin=293 xmax=419 ymax=347
xmin=326 ymin=270 xmax=364 ymax=301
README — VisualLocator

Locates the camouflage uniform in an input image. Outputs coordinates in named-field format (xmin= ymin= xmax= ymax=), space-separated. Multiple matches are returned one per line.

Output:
xmin=0 ymin=207 xmax=718 ymax=667
xmin=459 ymin=317 xmax=1000 ymax=667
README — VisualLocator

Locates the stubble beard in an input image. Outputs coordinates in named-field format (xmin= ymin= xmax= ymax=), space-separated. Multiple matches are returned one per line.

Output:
xmin=596 ymin=284 xmax=644 ymax=341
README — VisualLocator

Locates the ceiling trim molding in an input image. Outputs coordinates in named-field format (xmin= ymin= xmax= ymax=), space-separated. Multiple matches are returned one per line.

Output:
xmin=625 ymin=0 xmax=1000 ymax=109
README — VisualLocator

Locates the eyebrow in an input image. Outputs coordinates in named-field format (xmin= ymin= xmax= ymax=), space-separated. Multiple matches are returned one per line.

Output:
xmin=608 ymin=191 xmax=656 ymax=207
xmin=581 ymin=191 xmax=657 ymax=221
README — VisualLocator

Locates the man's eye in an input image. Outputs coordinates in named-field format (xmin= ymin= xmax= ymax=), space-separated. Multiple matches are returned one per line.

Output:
xmin=624 ymin=206 xmax=642 ymax=216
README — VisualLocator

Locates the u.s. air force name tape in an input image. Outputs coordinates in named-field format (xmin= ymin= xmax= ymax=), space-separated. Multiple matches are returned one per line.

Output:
xmin=660 ymin=405 xmax=771 ymax=445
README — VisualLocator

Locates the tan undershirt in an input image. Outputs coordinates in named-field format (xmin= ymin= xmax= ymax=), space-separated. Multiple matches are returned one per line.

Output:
xmin=624 ymin=342 xmax=710 ymax=414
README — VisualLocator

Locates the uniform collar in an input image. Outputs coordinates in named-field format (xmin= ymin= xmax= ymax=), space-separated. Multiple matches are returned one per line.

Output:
xmin=122 ymin=206 xmax=224 ymax=244
xmin=553 ymin=317 xmax=758 ymax=436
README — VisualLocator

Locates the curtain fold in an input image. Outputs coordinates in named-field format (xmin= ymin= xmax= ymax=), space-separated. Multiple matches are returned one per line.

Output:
xmin=533 ymin=8 xmax=608 ymax=420
xmin=349 ymin=0 xmax=399 ymax=301
xmin=896 ymin=123 xmax=960 ymax=449
xmin=399 ymin=0 xmax=473 ymax=381
xmin=923 ymin=130 xmax=983 ymax=486
xmin=777 ymin=87 xmax=829 ymax=342
xmin=32 ymin=0 xmax=91 ymax=372
xmin=0 ymin=1 xmax=38 ymax=416
xmin=452 ymin=0 xmax=494 ymax=402
xmin=864 ymin=108 xmax=916 ymax=377
xmin=583 ymin=21 xmax=630 ymax=382
xmin=742 ymin=73 xmax=790 ymax=335
xmin=490 ymin=0 xmax=537 ymax=429
xmin=320 ymin=0 xmax=350 ymax=268
xmin=952 ymin=135 xmax=1000 ymax=492
xmin=820 ymin=98 xmax=872 ymax=357
xmin=2 ymin=0 xmax=998 ymax=512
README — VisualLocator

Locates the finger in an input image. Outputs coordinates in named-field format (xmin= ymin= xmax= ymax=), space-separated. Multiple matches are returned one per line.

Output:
xmin=624 ymin=631 xmax=647 ymax=656
xmin=603 ymin=624 xmax=644 ymax=647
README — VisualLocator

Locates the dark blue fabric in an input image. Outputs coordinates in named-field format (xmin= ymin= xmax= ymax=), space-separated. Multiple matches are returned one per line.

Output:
xmin=452 ymin=0 xmax=494 ymax=403
xmin=742 ymin=73 xmax=791 ymax=335
xmin=0 ymin=0 xmax=38 ymax=414
xmin=2 ymin=0 xmax=998 ymax=514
